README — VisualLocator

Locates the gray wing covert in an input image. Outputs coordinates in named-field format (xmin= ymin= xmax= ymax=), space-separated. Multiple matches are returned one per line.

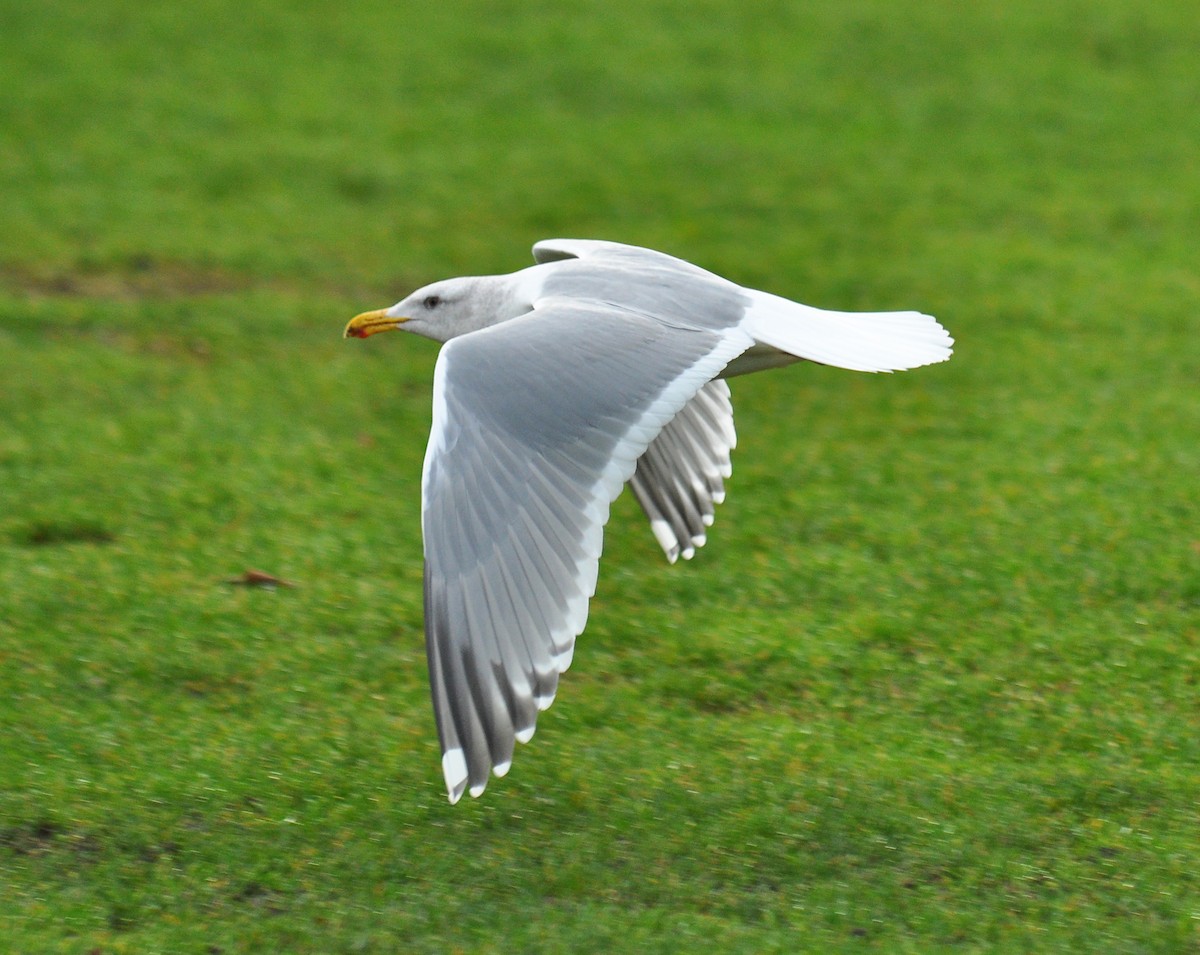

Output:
xmin=420 ymin=302 xmax=751 ymax=802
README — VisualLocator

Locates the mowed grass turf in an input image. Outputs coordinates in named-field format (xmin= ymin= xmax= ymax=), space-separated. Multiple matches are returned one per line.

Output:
xmin=2 ymin=0 xmax=1198 ymax=950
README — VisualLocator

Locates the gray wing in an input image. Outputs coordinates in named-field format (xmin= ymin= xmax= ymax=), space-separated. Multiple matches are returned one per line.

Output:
xmin=628 ymin=381 xmax=737 ymax=563
xmin=532 ymin=238 xmax=630 ymax=264
xmin=421 ymin=301 xmax=752 ymax=802
xmin=532 ymin=239 xmax=723 ymax=289
xmin=533 ymin=242 xmax=743 ymax=564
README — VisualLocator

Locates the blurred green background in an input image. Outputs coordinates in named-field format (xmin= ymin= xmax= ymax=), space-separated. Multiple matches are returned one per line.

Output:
xmin=2 ymin=0 xmax=1197 ymax=951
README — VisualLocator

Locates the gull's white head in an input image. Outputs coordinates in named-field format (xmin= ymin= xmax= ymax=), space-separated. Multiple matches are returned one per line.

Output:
xmin=345 ymin=275 xmax=530 ymax=344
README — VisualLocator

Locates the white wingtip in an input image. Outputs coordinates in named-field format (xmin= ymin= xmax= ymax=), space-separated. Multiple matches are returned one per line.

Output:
xmin=442 ymin=748 xmax=468 ymax=804
xmin=554 ymin=643 xmax=575 ymax=671
xmin=649 ymin=518 xmax=679 ymax=562
xmin=515 ymin=725 xmax=535 ymax=744
xmin=493 ymin=759 xmax=512 ymax=778
xmin=469 ymin=782 xmax=486 ymax=798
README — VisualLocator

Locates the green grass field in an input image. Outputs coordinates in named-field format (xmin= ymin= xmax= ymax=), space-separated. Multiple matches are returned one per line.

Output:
xmin=2 ymin=0 xmax=1198 ymax=950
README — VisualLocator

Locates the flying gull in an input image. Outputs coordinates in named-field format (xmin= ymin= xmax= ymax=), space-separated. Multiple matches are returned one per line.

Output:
xmin=344 ymin=239 xmax=953 ymax=803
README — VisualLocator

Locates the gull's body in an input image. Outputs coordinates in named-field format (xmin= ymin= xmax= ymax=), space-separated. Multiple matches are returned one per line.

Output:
xmin=345 ymin=239 xmax=953 ymax=803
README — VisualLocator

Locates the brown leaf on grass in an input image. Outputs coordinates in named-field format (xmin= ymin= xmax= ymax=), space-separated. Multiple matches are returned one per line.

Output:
xmin=224 ymin=569 xmax=296 ymax=589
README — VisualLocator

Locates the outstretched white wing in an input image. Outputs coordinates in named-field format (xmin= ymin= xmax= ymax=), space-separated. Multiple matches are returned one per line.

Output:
xmin=421 ymin=300 xmax=752 ymax=802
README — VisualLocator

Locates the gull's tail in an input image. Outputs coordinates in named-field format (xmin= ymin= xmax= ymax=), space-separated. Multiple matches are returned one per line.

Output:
xmin=732 ymin=289 xmax=954 ymax=376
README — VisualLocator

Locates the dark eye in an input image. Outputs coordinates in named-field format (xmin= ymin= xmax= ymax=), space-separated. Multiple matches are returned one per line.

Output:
xmin=423 ymin=295 xmax=441 ymax=309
